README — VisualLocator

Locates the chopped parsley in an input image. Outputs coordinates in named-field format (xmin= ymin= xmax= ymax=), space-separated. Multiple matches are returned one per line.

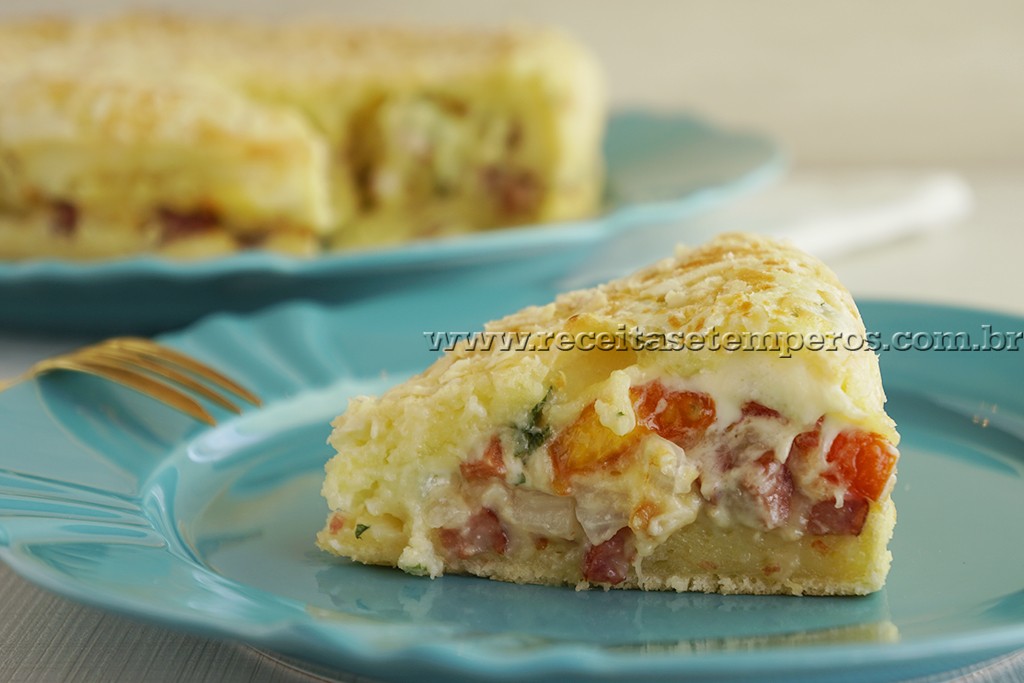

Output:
xmin=354 ymin=524 xmax=370 ymax=539
xmin=514 ymin=388 xmax=553 ymax=457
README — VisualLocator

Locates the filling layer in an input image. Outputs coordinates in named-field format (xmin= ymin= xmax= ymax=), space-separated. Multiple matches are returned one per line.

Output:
xmin=383 ymin=380 xmax=899 ymax=585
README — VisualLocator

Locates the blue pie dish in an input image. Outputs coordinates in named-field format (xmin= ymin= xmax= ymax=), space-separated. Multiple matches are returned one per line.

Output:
xmin=1 ymin=277 xmax=1023 ymax=682
xmin=0 ymin=110 xmax=781 ymax=334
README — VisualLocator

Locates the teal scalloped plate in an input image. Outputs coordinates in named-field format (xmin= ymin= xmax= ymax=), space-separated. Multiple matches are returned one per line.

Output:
xmin=2 ymin=284 xmax=1023 ymax=682
xmin=0 ymin=110 xmax=781 ymax=334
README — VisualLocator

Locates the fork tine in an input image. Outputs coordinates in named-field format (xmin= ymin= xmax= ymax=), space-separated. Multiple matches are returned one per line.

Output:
xmin=2 ymin=336 xmax=262 ymax=425
xmin=34 ymin=357 xmax=217 ymax=425
xmin=110 ymin=338 xmax=262 ymax=406
xmin=78 ymin=346 xmax=242 ymax=414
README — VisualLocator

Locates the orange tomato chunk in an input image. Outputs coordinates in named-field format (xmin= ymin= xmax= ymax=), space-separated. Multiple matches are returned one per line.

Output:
xmin=549 ymin=382 xmax=715 ymax=494
xmin=549 ymin=403 xmax=646 ymax=493
xmin=632 ymin=382 xmax=716 ymax=449
xmin=460 ymin=435 xmax=506 ymax=482
xmin=826 ymin=430 xmax=898 ymax=501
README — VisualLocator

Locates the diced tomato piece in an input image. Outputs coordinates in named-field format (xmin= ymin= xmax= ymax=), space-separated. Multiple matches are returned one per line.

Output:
xmin=328 ymin=513 xmax=345 ymax=533
xmin=633 ymin=382 xmax=716 ymax=449
xmin=439 ymin=508 xmax=508 ymax=559
xmin=549 ymin=382 xmax=715 ymax=494
xmin=549 ymin=403 xmax=646 ymax=494
xmin=786 ymin=420 xmax=894 ymax=534
xmin=460 ymin=435 xmax=506 ymax=482
xmin=583 ymin=527 xmax=634 ymax=585
xmin=807 ymin=497 xmax=869 ymax=536
xmin=826 ymin=430 xmax=898 ymax=501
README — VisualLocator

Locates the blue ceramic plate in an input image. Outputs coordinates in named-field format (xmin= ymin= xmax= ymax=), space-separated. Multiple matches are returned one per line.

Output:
xmin=2 ymin=285 xmax=1023 ymax=683
xmin=0 ymin=111 xmax=781 ymax=334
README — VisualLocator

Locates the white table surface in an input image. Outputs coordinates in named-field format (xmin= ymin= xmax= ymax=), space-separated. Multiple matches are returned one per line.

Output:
xmin=1 ymin=167 xmax=1023 ymax=682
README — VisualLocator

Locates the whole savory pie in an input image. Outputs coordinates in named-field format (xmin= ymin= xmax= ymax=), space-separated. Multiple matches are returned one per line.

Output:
xmin=0 ymin=15 xmax=604 ymax=260
xmin=317 ymin=233 xmax=900 ymax=595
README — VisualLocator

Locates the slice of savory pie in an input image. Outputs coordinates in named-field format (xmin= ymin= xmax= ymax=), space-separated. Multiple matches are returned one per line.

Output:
xmin=0 ymin=15 xmax=604 ymax=259
xmin=317 ymin=233 xmax=899 ymax=595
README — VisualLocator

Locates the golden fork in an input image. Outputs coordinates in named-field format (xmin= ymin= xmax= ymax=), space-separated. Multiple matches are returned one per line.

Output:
xmin=0 ymin=337 xmax=261 ymax=425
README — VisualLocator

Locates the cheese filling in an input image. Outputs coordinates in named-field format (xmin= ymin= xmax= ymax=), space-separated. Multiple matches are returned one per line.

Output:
xmin=411 ymin=379 xmax=898 ymax=585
